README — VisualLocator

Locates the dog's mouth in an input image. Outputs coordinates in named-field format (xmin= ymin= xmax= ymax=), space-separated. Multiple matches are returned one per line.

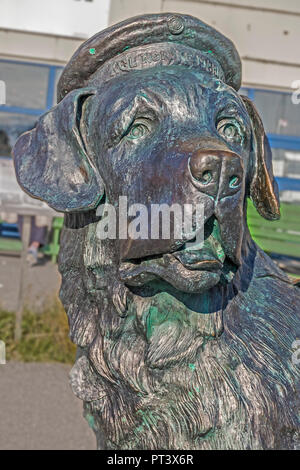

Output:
xmin=119 ymin=216 xmax=238 ymax=293
xmin=173 ymin=254 xmax=223 ymax=271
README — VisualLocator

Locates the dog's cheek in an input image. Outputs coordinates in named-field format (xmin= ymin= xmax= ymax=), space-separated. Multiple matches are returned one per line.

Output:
xmin=68 ymin=299 xmax=99 ymax=348
xmin=70 ymin=355 xmax=107 ymax=402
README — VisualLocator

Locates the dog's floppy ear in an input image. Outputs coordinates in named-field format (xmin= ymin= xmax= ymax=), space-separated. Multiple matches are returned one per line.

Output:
xmin=241 ymin=95 xmax=280 ymax=220
xmin=13 ymin=88 xmax=104 ymax=213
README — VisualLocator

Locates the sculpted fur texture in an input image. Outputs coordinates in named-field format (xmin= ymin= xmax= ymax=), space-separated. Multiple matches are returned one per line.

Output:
xmin=13 ymin=13 xmax=300 ymax=449
xmin=59 ymin=214 xmax=300 ymax=450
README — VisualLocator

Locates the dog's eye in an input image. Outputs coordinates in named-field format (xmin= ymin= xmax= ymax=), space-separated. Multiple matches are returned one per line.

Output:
xmin=125 ymin=119 xmax=150 ymax=141
xmin=217 ymin=119 xmax=244 ymax=144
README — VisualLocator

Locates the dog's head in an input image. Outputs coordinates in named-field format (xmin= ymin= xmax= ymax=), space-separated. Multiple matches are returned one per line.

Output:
xmin=13 ymin=13 xmax=280 ymax=296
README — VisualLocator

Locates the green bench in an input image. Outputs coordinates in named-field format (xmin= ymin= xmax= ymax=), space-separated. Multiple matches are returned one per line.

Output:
xmin=0 ymin=236 xmax=22 ymax=253
xmin=247 ymin=201 xmax=300 ymax=259
xmin=0 ymin=216 xmax=63 ymax=263
xmin=42 ymin=217 xmax=64 ymax=263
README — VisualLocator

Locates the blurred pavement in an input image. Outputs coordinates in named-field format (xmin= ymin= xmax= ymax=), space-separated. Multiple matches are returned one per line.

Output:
xmin=0 ymin=362 xmax=95 ymax=450
xmin=0 ymin=256 xmax=96 ymax=450
xmin=0 ymin=254 xmax=61 ymax=312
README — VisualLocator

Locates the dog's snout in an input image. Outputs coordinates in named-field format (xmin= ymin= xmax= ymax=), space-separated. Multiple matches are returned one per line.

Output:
xmin=189 ymin=149 xmax=243 ymax=198
xmin=189 ymin=151 xmax=221 ymax=197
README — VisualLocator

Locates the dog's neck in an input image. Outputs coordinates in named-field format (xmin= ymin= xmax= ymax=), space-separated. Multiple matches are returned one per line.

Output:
xmin=113 ymin=228 xmax=258 ymax=340
xmin=77 ymin=243 xmax=298 ymax=449
xmin=60 ymin=222 xmax=299 ymax=449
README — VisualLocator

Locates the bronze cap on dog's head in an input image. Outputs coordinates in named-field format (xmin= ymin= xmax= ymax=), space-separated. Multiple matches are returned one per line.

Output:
xmin=57 ymin=12 xmax=242 ymax=101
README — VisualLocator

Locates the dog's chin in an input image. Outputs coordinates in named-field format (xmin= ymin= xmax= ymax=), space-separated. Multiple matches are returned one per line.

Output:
xmin=118 ymin=215 xmax=239 ymax=294
xmin=119 ymin=252 xmax=234 ymax=294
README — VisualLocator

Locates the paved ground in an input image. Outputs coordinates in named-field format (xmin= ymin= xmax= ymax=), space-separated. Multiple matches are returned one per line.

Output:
xmin=0 ymin=257 xmax=96 ymax=449
xmin=0 ymin=254 xmax=61 ymax=312
xmin=0 ymin=362 xmax=96 ymax=450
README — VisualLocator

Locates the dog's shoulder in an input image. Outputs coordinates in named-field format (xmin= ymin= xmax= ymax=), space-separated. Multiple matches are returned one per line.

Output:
xmin=242 ymin=245 xmax=300 ymax=322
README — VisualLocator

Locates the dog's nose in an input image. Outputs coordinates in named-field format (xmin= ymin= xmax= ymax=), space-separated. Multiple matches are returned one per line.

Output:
xmin=189 ymin=149 xmax=243 ymax=199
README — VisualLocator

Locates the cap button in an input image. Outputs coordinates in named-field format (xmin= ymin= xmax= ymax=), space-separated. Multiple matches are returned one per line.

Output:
xmin=167 ymin=15 xmax=185 ymax=35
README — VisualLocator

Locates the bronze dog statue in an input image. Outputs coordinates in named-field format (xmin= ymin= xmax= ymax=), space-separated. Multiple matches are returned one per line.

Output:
xmin=13 ymin=13 xmax=300 ymax=449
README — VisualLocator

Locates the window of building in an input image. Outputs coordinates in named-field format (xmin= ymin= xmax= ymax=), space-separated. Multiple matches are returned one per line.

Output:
xmin=241 ymin=87 xmax=300 ymax=194
xmin=0 ymin=60 xmax=299 ymax=193
xmin=0 ymin=59 xmax=63 ymax=157
xmin=0 ymin=61 xmax=49 ymax=110
xmin=254 ymin=90 xmax=300 ymax=137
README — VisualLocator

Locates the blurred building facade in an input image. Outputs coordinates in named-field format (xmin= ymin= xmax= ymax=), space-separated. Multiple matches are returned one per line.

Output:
xmin=0 ymin=0 xmax=300 ymax=197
